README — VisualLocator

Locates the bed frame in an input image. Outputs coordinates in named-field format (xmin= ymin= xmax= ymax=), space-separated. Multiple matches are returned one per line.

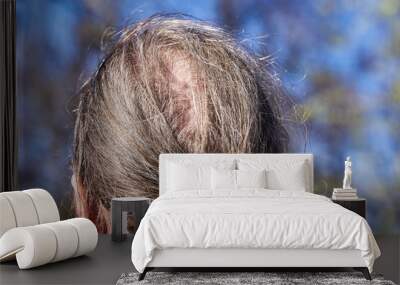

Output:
xmin=139 ymin=154 xmax=371 ymax=280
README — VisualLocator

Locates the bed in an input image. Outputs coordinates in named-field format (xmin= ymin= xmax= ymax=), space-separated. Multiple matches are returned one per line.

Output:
xmin=131 ymin=154 xmax=380 ymax=280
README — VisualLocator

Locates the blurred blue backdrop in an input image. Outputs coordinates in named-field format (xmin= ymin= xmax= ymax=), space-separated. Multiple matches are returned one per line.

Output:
xmin=16 ymin=0 xmax=400 ymax=233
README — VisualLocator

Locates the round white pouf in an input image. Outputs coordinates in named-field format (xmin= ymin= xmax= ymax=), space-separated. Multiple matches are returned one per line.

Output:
xmin=0 ymin=225 xmax=57 ymax=269
xmin=42 ymin=221 xmax=79 ymax=262
xmin=65 ymin=218 xmax=98 ymax=257
xmin=0 ymin=189 xmax=60 ymax=238
xmin=0 ymin=191 xmax=39 ymax=227
xmin=0 ymin=196 xmax=17 ymax=237
xmin=23 ymin=189 xmax=60 ymax=224
xmin=0 ymin=218 xmax=98 ymax=269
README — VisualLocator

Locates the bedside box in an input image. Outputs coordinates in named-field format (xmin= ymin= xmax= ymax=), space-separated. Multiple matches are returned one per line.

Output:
xmin=332 ymin=198 xmax=366 ymax=218
xmin=111 ymin=197 xmax=151 ymax=242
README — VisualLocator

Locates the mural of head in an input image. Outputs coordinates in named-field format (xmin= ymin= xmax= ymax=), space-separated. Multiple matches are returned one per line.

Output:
xmin=72 ymin=14 xmax=292 ymax=232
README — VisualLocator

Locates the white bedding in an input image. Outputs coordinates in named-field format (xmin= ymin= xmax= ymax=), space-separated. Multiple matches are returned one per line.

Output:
xmin=131 ymin=190 xmax=380 ymax=273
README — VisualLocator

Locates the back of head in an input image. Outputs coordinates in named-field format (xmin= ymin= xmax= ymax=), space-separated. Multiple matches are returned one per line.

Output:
xmin=72 ymin=14 xmax=289 ymax=231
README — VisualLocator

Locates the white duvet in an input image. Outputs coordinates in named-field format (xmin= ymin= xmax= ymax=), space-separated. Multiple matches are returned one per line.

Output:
xmin=131 ymin=190 xmax=380 ymax=273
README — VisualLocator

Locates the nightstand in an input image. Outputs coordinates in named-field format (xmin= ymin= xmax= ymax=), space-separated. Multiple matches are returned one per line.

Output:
xmin=332 ymin=198 xmax=366 ymax=218
xmin=111 ymin=197 xmax=151 ymax=242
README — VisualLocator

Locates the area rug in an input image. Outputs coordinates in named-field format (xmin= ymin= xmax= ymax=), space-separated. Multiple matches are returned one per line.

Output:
xmin=116 ymin=271 xmax=396 ymax=285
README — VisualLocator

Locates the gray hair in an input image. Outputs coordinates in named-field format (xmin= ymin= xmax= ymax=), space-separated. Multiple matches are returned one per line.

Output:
xmin=72 ymin=14 xmax=291 ymax=231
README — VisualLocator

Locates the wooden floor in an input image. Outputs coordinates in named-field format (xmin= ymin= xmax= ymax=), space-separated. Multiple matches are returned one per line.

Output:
xmin=0 ymin=234 xmax=398 ymax=284
xmin=373 ymin=234 xmax=400 ymax=284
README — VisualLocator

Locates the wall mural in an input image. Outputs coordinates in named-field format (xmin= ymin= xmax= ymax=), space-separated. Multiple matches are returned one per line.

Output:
xmin=16 ymin=0 xmax=400 ymax=233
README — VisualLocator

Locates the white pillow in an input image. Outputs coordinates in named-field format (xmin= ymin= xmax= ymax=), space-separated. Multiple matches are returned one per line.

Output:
xmin=211 ymin=168 xmax=236 ymax=190
xmin=211 ymin=169 xmax=268 ymax=190
xmin=238 ymin=159 xmax=308 ymax=191
xmin=267 ymin=163 xmax=307 ymax=191
xmin=236 ymin=169 xmax=267 ymax=189
xmin=167 ymin=162 xmax=211 ymax=191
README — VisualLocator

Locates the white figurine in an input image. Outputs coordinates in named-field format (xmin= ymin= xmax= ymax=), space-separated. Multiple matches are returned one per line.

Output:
xmin=343 ymin=156 xmax=352 ymax=189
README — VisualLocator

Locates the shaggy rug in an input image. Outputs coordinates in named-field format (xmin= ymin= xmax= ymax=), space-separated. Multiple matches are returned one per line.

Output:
xmin=116 ymin=271 xmax=396 ymax=285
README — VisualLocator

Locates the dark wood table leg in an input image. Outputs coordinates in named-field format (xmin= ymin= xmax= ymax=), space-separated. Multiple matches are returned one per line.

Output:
xmin=354 ymin=267 xmax=372 ymax=280
xmin=138 ymin=267 xmax=151 ymax=281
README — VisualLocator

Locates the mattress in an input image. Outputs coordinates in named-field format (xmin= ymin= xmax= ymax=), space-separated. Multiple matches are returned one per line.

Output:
xmin=131 ymin=189 xmax=380 ymax=273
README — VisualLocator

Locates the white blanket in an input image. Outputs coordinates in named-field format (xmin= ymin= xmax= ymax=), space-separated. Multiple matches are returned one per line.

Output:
xmin=131 ymin=190 xmax=380 ymax=272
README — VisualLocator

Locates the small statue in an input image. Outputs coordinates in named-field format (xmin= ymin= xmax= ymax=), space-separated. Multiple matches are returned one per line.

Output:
xmin=343 ymin=156 xmax=352 ymax=189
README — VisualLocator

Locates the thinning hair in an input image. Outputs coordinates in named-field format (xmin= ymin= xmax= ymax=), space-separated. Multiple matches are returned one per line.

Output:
xmin=72 ymin=14 xmax=291 ymax=231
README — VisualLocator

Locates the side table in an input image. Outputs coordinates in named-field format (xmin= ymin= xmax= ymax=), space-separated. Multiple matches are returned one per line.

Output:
xmin=332 ymin=198 xmax=366 ymax=218
xmin=111 ymin=197 xmax=151 ymax=242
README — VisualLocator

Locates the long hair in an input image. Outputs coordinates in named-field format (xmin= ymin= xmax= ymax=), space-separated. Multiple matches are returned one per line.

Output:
xmin=72 ymin=14 xmax=290 ymax=232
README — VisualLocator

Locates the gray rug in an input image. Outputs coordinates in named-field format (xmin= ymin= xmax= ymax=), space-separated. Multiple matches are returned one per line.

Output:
xmin=117 ymin=272 xmax=396 ymax=285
